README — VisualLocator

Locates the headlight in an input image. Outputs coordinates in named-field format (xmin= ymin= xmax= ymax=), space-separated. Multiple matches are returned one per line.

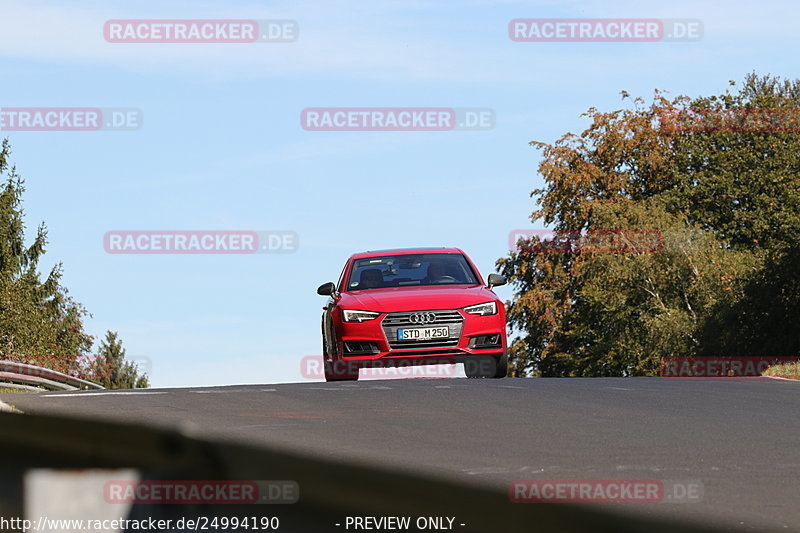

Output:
xmin=342 ymin=309 xmax=381 ymax=323
xmin=463 ymin=302 xmax=497 ymax=316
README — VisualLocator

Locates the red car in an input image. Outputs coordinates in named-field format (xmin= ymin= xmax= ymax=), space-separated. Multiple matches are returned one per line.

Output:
xmin=317 ymin=248 xmax=508 ymax=381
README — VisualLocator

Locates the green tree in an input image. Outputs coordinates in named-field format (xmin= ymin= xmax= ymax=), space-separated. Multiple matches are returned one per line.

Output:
xmin=92 ymin=331 xmax=150 ymax=389
xmin=0 ymin=139 xmax=146 ymax=388
xmin=500 ymin=74 xmax=800 ymax=376
xmin=0 ymin=139 xmax=93 ymax=373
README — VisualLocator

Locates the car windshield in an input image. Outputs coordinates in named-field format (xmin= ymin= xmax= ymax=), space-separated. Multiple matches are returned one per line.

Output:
xmin=347 ymin=253 xmax=479 ymax=291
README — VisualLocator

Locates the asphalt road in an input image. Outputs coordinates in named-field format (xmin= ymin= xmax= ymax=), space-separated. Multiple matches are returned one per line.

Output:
xmin=2 ymin=377 xmax=798 ymax=531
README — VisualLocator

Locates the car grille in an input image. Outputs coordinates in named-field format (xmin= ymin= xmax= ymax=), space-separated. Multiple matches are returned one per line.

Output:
xmin=382 ymin=309 xmax=464 ymax=350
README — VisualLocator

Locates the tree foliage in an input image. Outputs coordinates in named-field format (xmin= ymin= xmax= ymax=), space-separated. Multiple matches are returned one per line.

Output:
xmin=92 ymin=331 xmax=150 ymax=389
xmin=500 ymin=74 xmax=800 ymax=376
xmin=0 ymin=139 xmax=147 ymax=388
xmin=0 ymin=139 xmax=92 ymax=373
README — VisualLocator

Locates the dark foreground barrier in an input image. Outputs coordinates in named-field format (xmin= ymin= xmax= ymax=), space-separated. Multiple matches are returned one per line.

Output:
xmin=0 ymin=412 xmax=742 ymax=532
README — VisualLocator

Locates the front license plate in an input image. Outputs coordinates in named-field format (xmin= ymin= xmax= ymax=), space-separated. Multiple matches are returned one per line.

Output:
xmin=397 ymin=327 xmax=449 ymax=341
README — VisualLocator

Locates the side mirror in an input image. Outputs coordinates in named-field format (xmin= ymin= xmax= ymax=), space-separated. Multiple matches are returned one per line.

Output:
xmin=487 ymin=274 xmax=506 ymax=290
xmin=317 ymin=282 xmax=336 ymax=296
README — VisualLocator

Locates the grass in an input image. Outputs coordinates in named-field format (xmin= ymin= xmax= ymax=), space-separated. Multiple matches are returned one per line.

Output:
xmin=0 ymin=382 xmax=45 ymax=393
xmin=763 ymin=362 xmax=800 ymax=380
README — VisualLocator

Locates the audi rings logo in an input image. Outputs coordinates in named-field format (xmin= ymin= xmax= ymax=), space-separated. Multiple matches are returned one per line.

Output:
xmin=409 ymin=312 xmax=437 ymax=324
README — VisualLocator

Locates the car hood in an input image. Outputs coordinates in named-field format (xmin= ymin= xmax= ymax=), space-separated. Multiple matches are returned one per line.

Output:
xmin=339 ymin=285 xmax=499 ymax=313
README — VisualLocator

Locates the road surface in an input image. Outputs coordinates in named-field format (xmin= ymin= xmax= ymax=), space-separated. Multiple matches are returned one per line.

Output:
xmin=2 ymin=377 xmax=798 ymax=531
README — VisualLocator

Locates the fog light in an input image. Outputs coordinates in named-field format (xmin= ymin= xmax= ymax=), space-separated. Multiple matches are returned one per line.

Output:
xmin=344 ymin=342 xmax=379 ymax=354
xmin=468 ymin=334 xmax=501 ymax=349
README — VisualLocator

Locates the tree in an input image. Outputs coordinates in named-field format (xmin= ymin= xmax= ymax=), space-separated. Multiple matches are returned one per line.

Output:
xmin=0 ymin=139 xmax=93 ymax=374
xmin=500 ymin=74 xmax=800 ymax=376
xmin=0 ymin=139 xmax=147 ymax=388
xmin=92 ymin=331 xmax=150 ymax=389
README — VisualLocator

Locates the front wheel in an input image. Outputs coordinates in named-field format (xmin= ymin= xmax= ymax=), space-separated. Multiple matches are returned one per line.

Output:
xmin=324 ymin=359 xmax=359 ymax=382
xmin=464 ymin=354 xmax=508 ymax=379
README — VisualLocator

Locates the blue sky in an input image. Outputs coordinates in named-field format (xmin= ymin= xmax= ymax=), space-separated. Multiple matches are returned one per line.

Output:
xmin=0 ymin=0 xmax=797 ymax=387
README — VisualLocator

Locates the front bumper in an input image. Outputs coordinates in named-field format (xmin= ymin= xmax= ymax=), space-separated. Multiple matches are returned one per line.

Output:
xmin=332 ymin=308 xmax=507 ymax=368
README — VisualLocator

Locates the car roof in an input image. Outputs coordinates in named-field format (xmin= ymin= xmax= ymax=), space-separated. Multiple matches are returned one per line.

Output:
xmin=349 ymin=247 xmax=465 ymax=260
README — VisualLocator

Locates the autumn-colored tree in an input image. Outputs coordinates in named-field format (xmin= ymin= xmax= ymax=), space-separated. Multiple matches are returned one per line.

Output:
xmin=500 ymin=74 xmax=800 ymax=376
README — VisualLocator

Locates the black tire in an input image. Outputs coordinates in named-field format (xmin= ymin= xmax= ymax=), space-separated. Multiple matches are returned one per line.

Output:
xmin=324 ymin=360 xmax=359 ymax=382
xmin=322 ymin=321 xmax=358 ymax=381
xmin=465 ymin=354 xmax=508 ymax=379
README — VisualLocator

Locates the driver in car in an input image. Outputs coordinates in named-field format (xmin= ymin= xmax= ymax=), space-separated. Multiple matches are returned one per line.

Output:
xmin=423 ymin=261 xmax=448 ymax=284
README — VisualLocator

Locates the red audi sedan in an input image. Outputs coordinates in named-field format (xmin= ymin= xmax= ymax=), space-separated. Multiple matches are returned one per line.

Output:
xmin=317 ymin=248 xmax=508 ymax=381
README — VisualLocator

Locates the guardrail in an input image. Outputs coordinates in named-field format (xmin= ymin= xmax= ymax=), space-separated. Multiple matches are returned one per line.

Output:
xmin=0 ymin=361 xmax=104 ymax=391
